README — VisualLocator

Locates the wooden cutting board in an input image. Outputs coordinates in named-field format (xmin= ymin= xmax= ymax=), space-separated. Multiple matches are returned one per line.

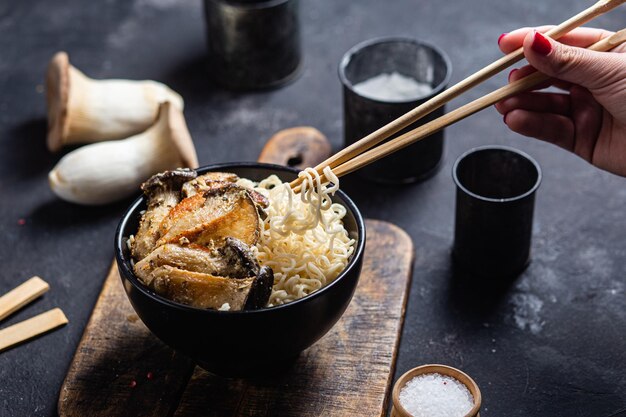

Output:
xmin=58 ymin=127 xmax=415 ymax=417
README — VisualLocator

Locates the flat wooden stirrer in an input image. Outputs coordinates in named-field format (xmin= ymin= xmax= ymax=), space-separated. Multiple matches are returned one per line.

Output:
xmin=0 ymin=308 xmax=68 ymax=353
xmin=0 ymin=276 xmax=50 ymax=322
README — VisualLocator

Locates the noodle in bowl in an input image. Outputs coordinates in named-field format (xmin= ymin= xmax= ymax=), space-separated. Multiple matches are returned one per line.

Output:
xmin=238 ymin=167 xmax=355 ymax=306
xmin=115 ymin=163 xmax=365 ymax=375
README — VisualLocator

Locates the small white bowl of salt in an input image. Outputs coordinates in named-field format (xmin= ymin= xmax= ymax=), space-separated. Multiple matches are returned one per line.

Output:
xmin=391 ymin=364 xmax=482 ymax=417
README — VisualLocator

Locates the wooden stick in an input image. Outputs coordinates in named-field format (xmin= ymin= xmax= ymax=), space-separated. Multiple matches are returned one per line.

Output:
xmin=0 ymin=308 xmax=68 ymax=353
xmin=0 ymin=276 xmax=50 ymax=322
xmin=290 ymin=0 xmax=626 ymax=190
xmin=296 ymin=29 xmax=626 ymax=190
xmin=332 ymin=30 xmax=626 ymax=180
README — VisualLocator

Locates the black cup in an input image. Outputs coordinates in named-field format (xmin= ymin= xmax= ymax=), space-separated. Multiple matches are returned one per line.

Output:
xmin=452 ymin=146 xmax=542 ymax=278
xmin=204 ymin=0 xmax=301 ymax=90
xmin=339 ymin=37 xmax=452 ymax=183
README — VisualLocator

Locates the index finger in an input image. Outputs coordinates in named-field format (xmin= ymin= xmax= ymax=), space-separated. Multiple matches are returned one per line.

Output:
xmin=498 ymin=26 xmax=614 ymax=53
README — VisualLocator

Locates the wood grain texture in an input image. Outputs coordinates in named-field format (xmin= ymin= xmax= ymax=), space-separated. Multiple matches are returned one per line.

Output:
xmin=173 ymin=219 xmax=413 ymax=417
xmin=58 ymin=220 xmax=413 ymax=417
xmin=0 ymin=276 xmax=49 ymax=321
xmin=57 ymin=263 xmax=195 ymax=417
xmin=0 ymin=308 xmax=67 ymax=352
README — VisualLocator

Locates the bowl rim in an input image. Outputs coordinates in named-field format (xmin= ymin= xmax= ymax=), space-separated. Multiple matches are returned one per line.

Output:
xmin=338 ymin=36 xmax=453 ymax=104
xmin=452 ymin=145 xmax=542 ymax=203
xmin=114 ymin=162 xmax=366 ymax=315
xmin=205 ymin=0 xmax=291 ymax=11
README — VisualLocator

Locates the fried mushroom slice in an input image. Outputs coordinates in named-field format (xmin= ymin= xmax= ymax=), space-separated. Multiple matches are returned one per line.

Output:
xmin=182 ymin=172 xmax=269 ymax=209
xmin=131 ymin=169 xmax=197 ymax=260
xmin=156 ymin=186 xmax=260 ymax=247
xmin=222 ymin=237 xmax=260 ymax=277
xmin=158 ymin=184 xmax=254 ymax=239
xmin=182 ymin=172 xmax=239 ymax=197
xmin=244 ymin=266 xmax=273 ymax=310
xmin=133 ymin=238 xmax=260 ymax=286
xmin=150 ymin=265 xmax=255 ymax=311
xmin=157 ymin=192 xmax=206 ymax=239
xmin=247 ymin=189 xmax=269 ymax=209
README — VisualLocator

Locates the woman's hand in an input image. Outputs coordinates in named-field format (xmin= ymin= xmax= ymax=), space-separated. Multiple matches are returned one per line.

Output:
xmin=495 ymin=27 xmax=626 ymax=177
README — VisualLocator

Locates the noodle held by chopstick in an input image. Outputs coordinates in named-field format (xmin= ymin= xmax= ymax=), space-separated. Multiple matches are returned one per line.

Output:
xmin=239 ymin=167 xmax=355 ymax=306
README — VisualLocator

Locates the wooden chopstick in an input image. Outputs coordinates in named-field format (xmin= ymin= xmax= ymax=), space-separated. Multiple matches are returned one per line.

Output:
xmin=318 ymin=29 xmax=626 ymax=181
xmin=0 ymin=276 xmax=50 ymax=322
xmin=290 ymin=0 xmax=626 ymax=190
xmin=0 ymin=308 xmax=68 ymax=353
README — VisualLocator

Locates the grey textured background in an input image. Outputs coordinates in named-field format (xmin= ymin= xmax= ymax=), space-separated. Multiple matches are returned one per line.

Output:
xmin=0 ymin=0 xmax=625 ymax=416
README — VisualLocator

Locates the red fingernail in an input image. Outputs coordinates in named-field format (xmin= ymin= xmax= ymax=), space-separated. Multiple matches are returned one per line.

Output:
xmin=508 ymin=69 xmax=518 ymax=82
xmin=498 ymin=33 xmax=508 ymax=45
xmin=531 ymin=31 xmax=552 ymax=55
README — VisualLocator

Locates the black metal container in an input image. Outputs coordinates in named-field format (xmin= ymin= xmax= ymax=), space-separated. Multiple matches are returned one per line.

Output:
xmin=339 ymin=37 xmax=452 ymax=183
xmin=115 ymin=163 xmax=365 ymax=377
xmin=452 ymin=146 xmax=542 ymax=278
xmin=204 ymin=0 xmax=301 ymax=90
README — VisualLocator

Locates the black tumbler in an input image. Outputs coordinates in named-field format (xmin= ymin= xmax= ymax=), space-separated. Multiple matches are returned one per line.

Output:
xmin=339 ymin=37 xmax=452 ymax=183
xmin=204 ymin=0 xmax=301 ymax=90
xmin=452 ymin=146 xmax=542 ymax=278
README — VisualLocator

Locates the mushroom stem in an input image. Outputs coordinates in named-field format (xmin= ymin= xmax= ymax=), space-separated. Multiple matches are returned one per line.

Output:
xmin=48 ymin=102 xmax=198 ymax=205
xmin=46 ymin=51 xmax=184 ymax=152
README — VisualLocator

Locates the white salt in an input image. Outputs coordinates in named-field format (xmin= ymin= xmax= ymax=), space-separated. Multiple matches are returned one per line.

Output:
xmin=399 ymin=373 xmax=474 ymax=417
xmin=353 ymin=72 xmax=433 ymax=101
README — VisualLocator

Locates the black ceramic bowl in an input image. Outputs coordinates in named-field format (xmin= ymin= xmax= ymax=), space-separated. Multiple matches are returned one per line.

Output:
xmin=115 ymin=163 xmax=365 ymax=377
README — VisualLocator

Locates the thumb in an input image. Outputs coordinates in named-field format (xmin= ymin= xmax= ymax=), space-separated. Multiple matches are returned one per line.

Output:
xmin=523 ymin=30 xmax=622 ymax=90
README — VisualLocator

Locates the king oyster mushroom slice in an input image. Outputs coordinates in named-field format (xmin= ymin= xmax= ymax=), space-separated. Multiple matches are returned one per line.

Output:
xmin=133 ymin=238 xmax=260 ymax=286
xmin=149 ymin=265 xmax=273 ymax=311
xmin=181 ymin=172 xmax=239 ymax=197
xmin=244 ymin=266 xmax=274 ymax=311
xmin=157 ymin=191 xmax=214 ymax=239
xmin=131 ymin=169 xmax=197 ymax=261
xmin=156 ymin=185 xmax=260 ymax=248
xmin=48 ymin=101 xmax=198 ymax=206
xmin=222 ymin=237 xmax=261 ymax=277
xmin=46 ymin=51 xmax=184 ymax=152
xmin=150 ymin=265 xmax=256 ymax=311
xmin=158 ymin=182 xmax=267 ymax=239
xmin=182 ymin=173 xmax=269 ymax=209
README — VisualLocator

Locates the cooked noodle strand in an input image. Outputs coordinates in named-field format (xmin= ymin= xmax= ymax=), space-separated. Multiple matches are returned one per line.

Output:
xmin=238 ymin=167 xmax=355 ymax=306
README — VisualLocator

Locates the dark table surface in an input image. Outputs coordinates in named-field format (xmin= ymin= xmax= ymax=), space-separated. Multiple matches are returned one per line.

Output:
xmin=1 ymin=0 xmax=625 ymax=416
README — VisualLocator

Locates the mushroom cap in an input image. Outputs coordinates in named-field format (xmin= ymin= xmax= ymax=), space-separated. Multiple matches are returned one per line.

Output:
xmin=160 ymin=101 xmax=199 ymax=169
xmin=141 ymin=168 xmax=197 ymax=196
xmin=46 ymin=51 xmax=71 ymax=153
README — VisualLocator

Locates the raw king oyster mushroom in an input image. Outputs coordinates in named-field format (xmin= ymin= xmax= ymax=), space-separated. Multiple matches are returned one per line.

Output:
xmin=46 ymin=51 xmax=184 ymax=152
xmin=48 ymin=102 xmax=198 ymax=205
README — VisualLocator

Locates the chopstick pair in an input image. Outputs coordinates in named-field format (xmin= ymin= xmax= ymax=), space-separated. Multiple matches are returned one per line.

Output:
xmin=290 ymin=0 xmax=626 ymax=191
xmin=0 ymin=277 xmax=68 ymax=353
